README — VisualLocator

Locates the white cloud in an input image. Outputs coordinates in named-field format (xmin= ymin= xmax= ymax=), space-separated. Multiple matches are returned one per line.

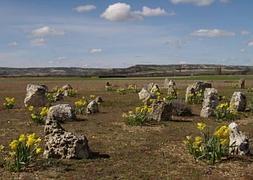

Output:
xmin=137 ymin=6 xmax=169 ymax=17
xmin=101 ymin=3 xmax=142 ymax=22
xmin=31 ymin=38 xmax=46 ymax=46
xmin=247 ymin=41 xmax=253 ymax=46
xmin=89 ymin=48 xmax=102 ymax=54
xmin=171 ymin=0 xmax=215 ymax=6
xmin=240 ymin=49 xmax=246 ymax=53
xmin=74 ymin=5 xmax=96 ymax=13
xmin=191 ymin=29 xmax=235 ymax=37
xmin=8 ymin=41 xmax=18 ymax=47
xmin=32 ymin=26 xmax=64 ymax=37
xmin=241 ymin=30 xmax=250 ymax=35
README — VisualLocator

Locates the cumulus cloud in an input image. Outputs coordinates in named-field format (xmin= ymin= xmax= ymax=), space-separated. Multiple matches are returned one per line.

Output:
xmin=89 ymin=48 xmax=102 ymax=54
xmin=191 ymin=29 xmax=235 ymax=37
xmin=171 ymin=0 xmax=215 ymax=6
xmin=247 ymin=41 xmax=253 ymax=46
xmin=31 ymin=38 xmax=46 ymax=46
xmin=8 ymin=41 xmax=18 ymax=47
xmin=74 ymin=5 xmax=96 ymax=13
xmin=32 ymin=26 xmax=64 ymax=37
xmin=137 ymin=6 xmax=169 ymax=17
xmin=101 ymin=3 xmax=141 ymax=22
xmin=101 ymin=3 xmax=171 ymax=22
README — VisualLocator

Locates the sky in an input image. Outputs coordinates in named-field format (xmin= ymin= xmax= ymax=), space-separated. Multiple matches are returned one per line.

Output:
xmin=0 ymin=0 xmax=253 ymax=68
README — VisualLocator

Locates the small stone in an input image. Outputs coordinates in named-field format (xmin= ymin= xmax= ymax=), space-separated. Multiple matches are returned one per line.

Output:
xmin=86 ymin=100 xmax=99 ymax=114
xmin=95 ymin=96 xmax=103 ymax=103
xmin=230 ymin=92 xmax=247 ymax=112
xmin=24 ymin=84 xmax=48 ymax=107
xmin=239 ymin=79 xmax=245 ymax=89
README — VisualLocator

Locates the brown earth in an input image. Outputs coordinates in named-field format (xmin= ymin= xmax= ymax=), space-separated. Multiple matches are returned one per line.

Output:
xmin=0 ymin=77 xmax=252 ymax=179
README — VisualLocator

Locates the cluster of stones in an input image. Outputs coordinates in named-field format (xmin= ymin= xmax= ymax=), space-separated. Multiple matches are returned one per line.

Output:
xmin=185 ymin=81 xmax=212 ymax=103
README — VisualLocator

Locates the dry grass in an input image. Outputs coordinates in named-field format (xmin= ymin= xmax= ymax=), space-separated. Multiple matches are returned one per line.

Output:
xmin=0 ymin=77 xmax=253 ymax=179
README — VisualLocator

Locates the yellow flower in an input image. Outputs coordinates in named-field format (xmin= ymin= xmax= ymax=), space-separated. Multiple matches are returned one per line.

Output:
xmin=186 ymin=136 xmax=192 ymax=140
xmin=0 ymin=145 xmax=4 ymax=152
xmin=194 ymin=136 xmax=202 ymax=145
xmin=40 ymin=107 xmax=49 ymax=117
xmin=147 ymin=107 xmax=153 ymax=113
xmin=135 ymin=107 xmax=141 ymax=113
xmin=26 ymin=133 xmax=36 ymax=147
xmin=31 ymin=113 xmax=37 ymax=119
xmin=197 ymin=122 xmax=206 ymax=131
xmin=35 ymin=147 xmax=43 ymax=154
xmin=220 ymin=139 xmax=228 ymax=146
xmin=122 ymin=113 xmax=128 ymax=118
xmin=28 ymin=106 xmax=34 ymax=112
xmin=18 ymin=134 xmax=26 ymax=142
xmin=214 ymin=125 xmax=228 ymax=138
xmin=9 ymin=140 xmax=19 ymax=150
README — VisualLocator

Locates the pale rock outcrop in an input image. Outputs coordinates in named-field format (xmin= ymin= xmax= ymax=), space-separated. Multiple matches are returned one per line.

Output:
xmin=47 ymin=104 xmax=75 ymax=123
xmin=200 ymin=88 xmax=219 ymax=118
xmin=86 ymin=100 xmax=99 ymax=114
xmin=229 ymin=92 xmax=247 ymax=112
xmin=148 ymin=101 xmax=172 ymax=122
xmin=24 ymin=84 xmax=48 ymax=107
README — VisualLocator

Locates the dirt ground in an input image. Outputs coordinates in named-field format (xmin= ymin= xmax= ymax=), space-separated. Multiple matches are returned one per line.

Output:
xmin=0 ymin=76 xmax=253 ymax=180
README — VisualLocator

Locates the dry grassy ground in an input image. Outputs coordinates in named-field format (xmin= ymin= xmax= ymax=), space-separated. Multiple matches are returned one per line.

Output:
xmin=0 ymin=76 xmax=253 ymax=179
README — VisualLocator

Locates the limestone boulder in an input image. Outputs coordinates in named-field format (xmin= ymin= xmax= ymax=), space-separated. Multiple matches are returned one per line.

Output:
xmin=24 ymin=84 xmax=48 ymax=107
xmin=148 ymin=101 xmax=172 ymax=122
xmin=44 ymin=117 xmax=90 ymax=159
xmin=229 ymin=122 xmax=250 ymax=155
xmin=86 ymin=100 xmax=99 ymax=114
xmin=230 ymin=92 xmax=247 ymax=112
xmin=47 ymin=104 xmax=75 ymax=122
xmin=200 ymin=88 xmax=219 ymax=118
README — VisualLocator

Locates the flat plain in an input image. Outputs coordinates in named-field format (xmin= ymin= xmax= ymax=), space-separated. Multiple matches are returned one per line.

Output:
xmin=0 ymin=75 xmax=253 ymax=179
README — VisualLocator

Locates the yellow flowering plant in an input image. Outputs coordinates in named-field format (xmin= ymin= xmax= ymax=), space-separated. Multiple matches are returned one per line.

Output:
xmin=3 ymin=97 xmax=15 ymax=109
xmin=28 ymin=106 xmax=49 ymax=124
xmin=66 ymin=89 xmax=77 ymax=97
xmin=184 ymin=123 xmax=229 ymax=164
xmin=74 ymin=97 xmax=87 ymax=114
xmin=214 ymin=102 xmax=238 ymax=121
xmin=122 ymin=105 xmax=153 ymax=126
xmin=6 ymin=133 xmax=43 ymax=172
xmin=187 ymin=90 xmax=204 ymax=104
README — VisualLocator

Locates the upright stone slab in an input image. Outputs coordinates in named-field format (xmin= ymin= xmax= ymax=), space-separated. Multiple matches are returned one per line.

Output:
xmin=230 ymin=92 xmax=247 ymax=112
xmin=47 ymin=104 xmax=75 ymax=123
xmin=200 ymin=88 xmax=219 ymax=118
xmin=24 ymin=84 xmax=48 ymax=107
xmin=229 ymin=122 xmax=250 ymax=155
xmin=62 ymin=84 xmax=73 ymax=96
xmin=149 ymin=101 xmax=172 ymax=122
xmin=167 ymin=86 xmax=177 ymax=98
xmin=239 ymin=79 xmax=245 ymax=89
xmin=147 ymin=83 xmax=160 ymax=93
xmin=86 ymin=100 xmax=99 ymax=114
xmin=44 ymin=117 xmax=91 ymax=159
xmin=95 ymin=96 xmax=103 ymax=103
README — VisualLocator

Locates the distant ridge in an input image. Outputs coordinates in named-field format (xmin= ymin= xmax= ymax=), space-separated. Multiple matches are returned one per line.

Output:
xmin=0 ymin=64 xmax=252 ymax=77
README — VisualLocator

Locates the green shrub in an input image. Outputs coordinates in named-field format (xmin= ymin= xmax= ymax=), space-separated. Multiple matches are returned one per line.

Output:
xmin=3 ymin=97 xmax=15 ymax=109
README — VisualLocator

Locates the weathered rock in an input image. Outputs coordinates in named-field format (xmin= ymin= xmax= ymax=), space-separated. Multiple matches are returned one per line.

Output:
xmin=24 ymin=84 xmax=48 ymax=107
xmin=44 ymin=117 xmax=90 ymax=159
xmin=149 ymin=101 xmax=172 ymax=122
xmin=95 ymin=96 xmax=103 ymax=103
xmin=164 ymin=78 xmax=176 ymax=89
xmin=185 ymin=81 xmax=212 ymax=103
xmin=200 ymin=88 xmax=219 ymax=118
xmin=47 ymin=104 xmax=75 ymax=122
xmin=229 ymin=122 xmax=250 ymax=155
xmin=239 ymin=79 xmax=245 ymax=89
xmin=62 ymin=84 xmax=73 ymax=91
xmin=230 ymin=92 xmax=247 ymax=112
xmin=138 ymin=88 xmax=152 ymax=102
xmin=147 ymin=83 xmax=160 ymax=93
xmin=86 ymin=100 xmax=99 ymax=114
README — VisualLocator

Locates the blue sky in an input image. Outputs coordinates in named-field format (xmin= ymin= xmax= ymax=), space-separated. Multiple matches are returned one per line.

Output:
xmin=0 ymin=0 xmax=253 ymax=68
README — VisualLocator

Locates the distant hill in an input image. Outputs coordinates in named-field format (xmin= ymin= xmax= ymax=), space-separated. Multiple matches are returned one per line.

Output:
xmin=0 ymin=64 xmax=252 ymax=77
